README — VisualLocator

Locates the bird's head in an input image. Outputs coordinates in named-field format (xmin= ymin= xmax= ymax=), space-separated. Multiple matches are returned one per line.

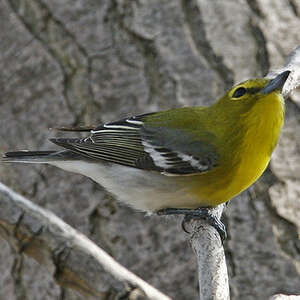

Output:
xmin=215 ymin=71 xmax=290 ymax=114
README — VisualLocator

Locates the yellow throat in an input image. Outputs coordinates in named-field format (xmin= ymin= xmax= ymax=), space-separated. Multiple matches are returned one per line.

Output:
xmin=186 ymin=75 xmax=287 ymax=207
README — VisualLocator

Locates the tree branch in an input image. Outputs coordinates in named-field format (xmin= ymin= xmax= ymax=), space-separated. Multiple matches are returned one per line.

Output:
xmin=0 ymin=182 xmax=172 ymax=300
xmin=190 ymin=204 xmax=229 ymax=300
xmin=266 ymin=45 xmax=300 ymax=96
xmin=270 ymin=295 xmax=300 ymax=300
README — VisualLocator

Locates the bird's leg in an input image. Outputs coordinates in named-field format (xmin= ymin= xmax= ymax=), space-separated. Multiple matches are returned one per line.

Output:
xmin=157 ymin=207 xmax=227 ymax=242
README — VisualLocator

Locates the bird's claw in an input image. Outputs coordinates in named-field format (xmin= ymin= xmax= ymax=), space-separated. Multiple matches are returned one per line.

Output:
xmin=157 ymin=207 xmax=227 ymax=243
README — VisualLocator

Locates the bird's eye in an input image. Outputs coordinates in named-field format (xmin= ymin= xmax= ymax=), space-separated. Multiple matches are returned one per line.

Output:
xmin=232 ymin=87 xmax=247 ymax=98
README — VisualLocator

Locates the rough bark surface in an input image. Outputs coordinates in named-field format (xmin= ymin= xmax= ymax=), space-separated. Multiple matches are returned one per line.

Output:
xmin=0 ymin=1 xmax=300 ymax=300
xmin=0 ymin=182 xmax=171 ymax=300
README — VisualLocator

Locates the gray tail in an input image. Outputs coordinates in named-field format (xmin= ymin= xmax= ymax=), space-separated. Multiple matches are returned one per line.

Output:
xmin=2 ymin=150 xmax=81 ymax=163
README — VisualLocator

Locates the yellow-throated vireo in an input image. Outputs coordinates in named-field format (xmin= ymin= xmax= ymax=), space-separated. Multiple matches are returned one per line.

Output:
xmin=2 ymin=71 xmax=291 ymax=240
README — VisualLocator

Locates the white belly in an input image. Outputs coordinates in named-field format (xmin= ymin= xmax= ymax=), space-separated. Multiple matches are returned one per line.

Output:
xmin=50 ymin=160 xmax=198 ymax=211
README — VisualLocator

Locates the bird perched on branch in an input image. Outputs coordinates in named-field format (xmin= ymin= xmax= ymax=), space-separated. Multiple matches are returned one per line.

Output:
xmin=2 ymin=71 xmax=290 ymax=241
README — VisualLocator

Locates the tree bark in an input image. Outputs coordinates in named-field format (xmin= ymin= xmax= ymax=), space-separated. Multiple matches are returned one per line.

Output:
xmin=0 ymin=182 xmax=171 ymax=300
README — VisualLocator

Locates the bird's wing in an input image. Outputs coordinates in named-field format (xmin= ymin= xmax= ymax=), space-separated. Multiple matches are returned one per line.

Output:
xmin=50 ymin=112 xmax=219 ymax=175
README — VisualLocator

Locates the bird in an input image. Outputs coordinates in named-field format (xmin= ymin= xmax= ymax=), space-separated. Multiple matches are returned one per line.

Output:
xmin=1 ymin=70 xmax=290 ymax=240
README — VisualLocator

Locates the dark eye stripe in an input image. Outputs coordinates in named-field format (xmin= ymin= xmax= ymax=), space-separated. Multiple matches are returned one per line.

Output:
xmin=247 ymin=87 xmax=261 ymax=94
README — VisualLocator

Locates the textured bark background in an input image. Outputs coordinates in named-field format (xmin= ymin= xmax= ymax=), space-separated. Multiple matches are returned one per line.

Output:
xmin=0 ymin=0 xmax=300 ymax=299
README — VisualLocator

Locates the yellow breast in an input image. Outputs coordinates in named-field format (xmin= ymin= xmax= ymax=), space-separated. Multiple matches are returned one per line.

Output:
xmin=190 ymin=92 xmax=285 ymax=207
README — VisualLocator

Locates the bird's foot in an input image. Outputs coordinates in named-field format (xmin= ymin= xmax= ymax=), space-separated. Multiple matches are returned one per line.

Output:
xmin=157 ymin=207 xmax=227 ymax=242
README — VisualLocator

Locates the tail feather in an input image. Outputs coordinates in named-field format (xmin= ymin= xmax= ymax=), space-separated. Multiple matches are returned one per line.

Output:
xmin=4 ymin=151 xmax=56 ymax=158
xmin=2 ymin=150 xmax=83 ymax=163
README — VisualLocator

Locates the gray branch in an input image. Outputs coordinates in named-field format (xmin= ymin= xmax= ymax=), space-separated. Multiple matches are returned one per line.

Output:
xmin=190 ymin=204 xmax=229 ymax=300
xmin=270 ymin=295 xmax=300 ymax=300
xmin=0 ymin=182 xmax=172 ymax=300
xmin=266 ymin=45 xmax=300 ymax=96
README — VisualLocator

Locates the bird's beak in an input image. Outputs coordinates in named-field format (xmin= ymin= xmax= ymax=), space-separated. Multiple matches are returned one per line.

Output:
xmin=262 ymin=71 xmax=290 ymax=94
